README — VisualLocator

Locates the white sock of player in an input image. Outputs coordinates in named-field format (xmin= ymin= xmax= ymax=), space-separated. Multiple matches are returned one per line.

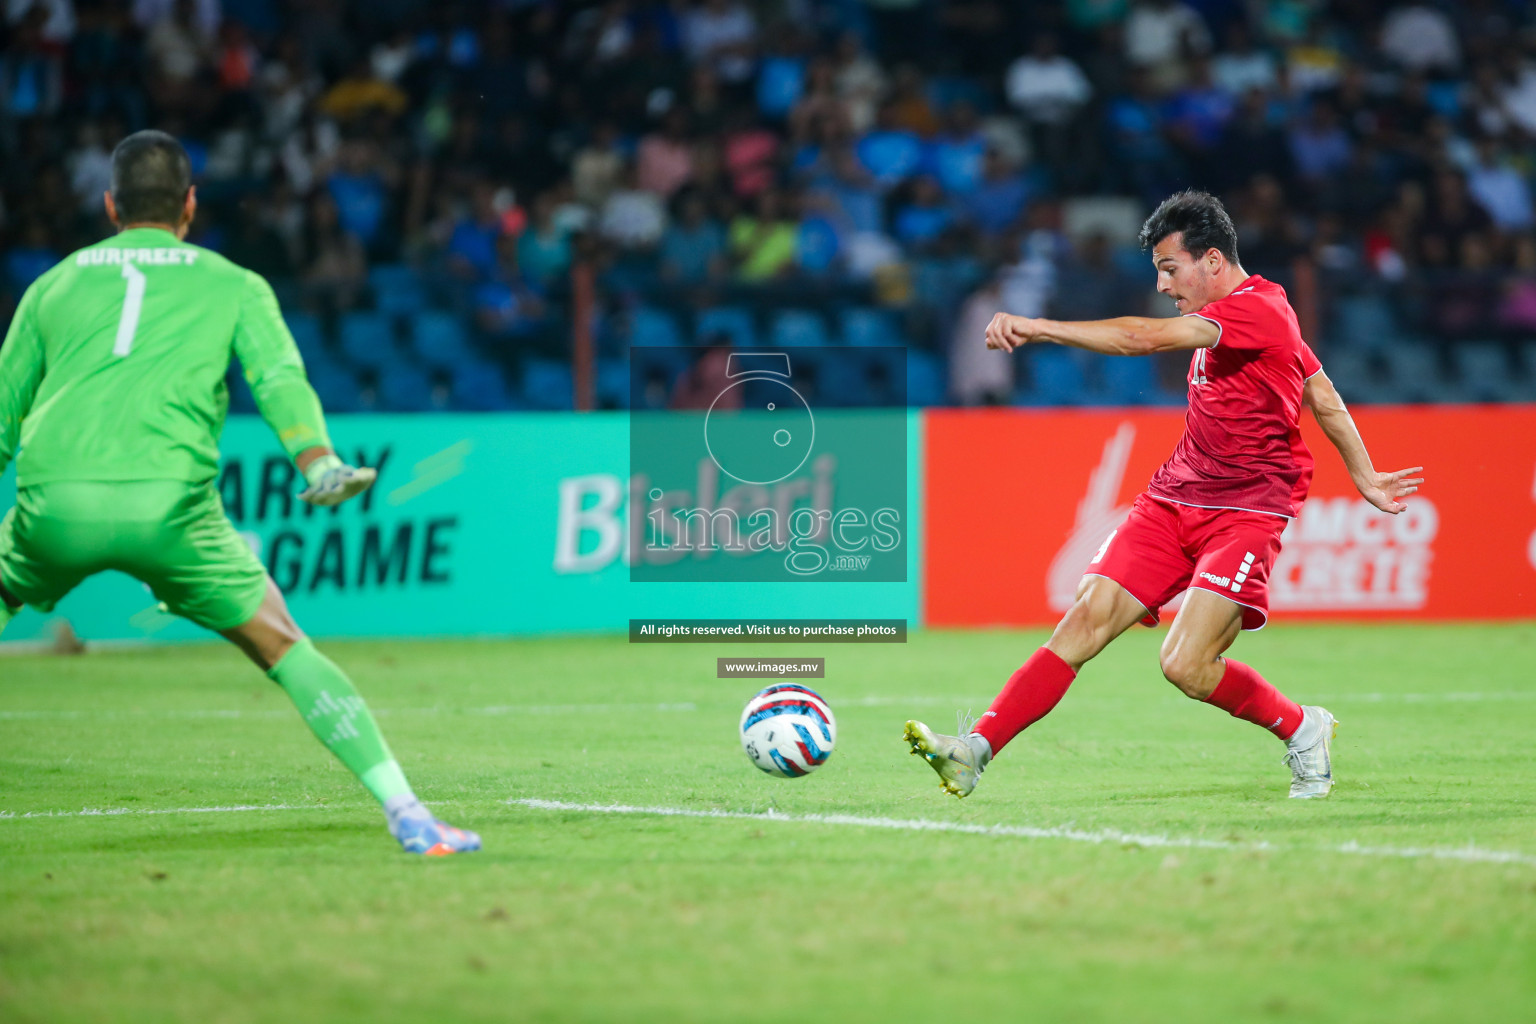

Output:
xmin=383 ymin=793 xmax=430 ymax=834
xmin=1286 ymin=706 xmax=1324 ymax=750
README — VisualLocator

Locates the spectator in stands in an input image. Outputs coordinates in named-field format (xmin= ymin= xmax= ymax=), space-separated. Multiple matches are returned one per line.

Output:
xmin=959 ymin=147 xmax=1029 ymax=237
xmin=659 ymin=187 xmax=727 ymax=287
xmin=856 ymin=101 xmax=923 ymax=189
xmin=318 ymin=54 xmax=408 ymax=123
xmin=637 ymin=107 xmax=696 ymax=199
xmin=1379 ymin=3 xmax=1462 ymax=74
xmin=1164 ymin=57 xmax=1236 ymax=158
xmin=927 ymin=101 xmax=988 ymax=196
xmin=599 ymin=163 xmax=668 ymax=250
xmin=1497 ymin=234 xmax=1536 ymax=333
xmin=950 ymin=272 xmax=1014 ymax=405
xmin=1497 ymin=46 xmax=1536 ymax=137
xmin=327 ymin=137 xmax=394 ymax=254
xmin=1465 ymin=136 xmax=1534 ymax=233
xmin=1287 ymin=101 xmax=1353 ymax=183
xmin=832 ymin=30 xmax=886 ymax=134
xmin=144 ymin=0 xmax=211 ymax=113
xmin=729 ymin=187 xmax=798 ymax=281
xmin=788 ymin=58 xmax=851 ymax=146
xmin=572 ymin=121 xmax=626 ymax=208
xmin=1214 ymin=87 xmax=1294 ymax=192
xmin=1005 ymin=32 xmax=1092 ymax=175
xmin=474 ymin=234 xmax=547 ymax=342
xmin=803 ymin=145 xmax=883 ymax=234
xmin=1417 ymin=170 xmax=1494 ymax=270
xmin=893 ymin=175 xmax=954 ymax=250
xmin=683 ymin=0 xmax=758 ymax=85
xmin=518 ymin=191 xmax=575 ymax=288
xmin=1124 ymin=0 xmax=1210 ymax=88
xmin=66 ymin=121 xmax=115 ymax=214
xmin=756 ymin=25 xmax=808 ymax=122
xmin=302 ymin=192 xmax=367 ymax=313
xmin=886 ymin=64 xmax=940 ymax=138
xmin=1105 ymin=68 xmax=1181 ymax=203
xmin=446 ymin=180 xmax=506 ymax=282
xmin=722 ymin=108 xmax=780 ymax=198
xmin=1210 ymin=21 xmax=1277 ymax=97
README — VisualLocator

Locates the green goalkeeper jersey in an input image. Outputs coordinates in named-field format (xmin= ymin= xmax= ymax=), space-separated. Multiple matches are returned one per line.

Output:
xmin=0 ymin=226 xmax=330 ymax=487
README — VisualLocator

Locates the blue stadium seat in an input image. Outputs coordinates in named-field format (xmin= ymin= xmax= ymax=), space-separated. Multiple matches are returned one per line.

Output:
xmin=769 ymin=309 xmax=831 ymax=349
xmin=369 ymin=264 xmax=427 ymax=315
xmin=523 ymin=358 xmax=575 ymax=410
xmin=283 ymin=311 xmax=327 ymax=362
xmin=840 ymin=307 xmax=898 ymax=347
xmin=695 ymin=306 xmax=758 ymax=348
xmin=339 ymin=311 xmax=400 ymax=370
xmin=1453 ymin=341 xmax=1519 ymax=402
xmin=1017 ymin=347 xmax=1089 ymax=406
xmin=907 ymin=350 xmax=945 ymax=406
xmin=631 ymin=307 xmax=684 ymax=348
xmin=596 ymin=358 xmax=631 ymax=408
xmin=805 ymin=348 xmax=865 ymax=406
xmin=379 ymin=363 xmax=434 ymax=412
xmin=452 ymin=361 xmax=513 ymax=411
xmin=1330 ymin=294 xmax=1400 ymax=352
xmin=410 ymin=310 xmax=474 ymax=369
xmin=1379 ymin=342 xmax=1450 ymax=403
xmin=307 ymin=363 xmax=362 ymax=413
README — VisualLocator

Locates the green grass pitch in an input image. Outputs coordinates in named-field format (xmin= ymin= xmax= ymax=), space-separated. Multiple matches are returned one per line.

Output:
xmin=2 ymin=623 xmax=1535 ymax=1023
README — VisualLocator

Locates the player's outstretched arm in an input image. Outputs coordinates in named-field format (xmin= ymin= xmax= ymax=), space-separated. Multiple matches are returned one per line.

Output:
xmin=984 ymin=312 xmax=1218 ymax=355
xmin=1303 ymin=368 xmax=1423 ymax=515
xmin=231 ymin=270 xmax=373 ymax=506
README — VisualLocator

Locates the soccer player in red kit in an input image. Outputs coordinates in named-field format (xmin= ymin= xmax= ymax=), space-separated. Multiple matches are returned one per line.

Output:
xmin=905 ymin=190 xmax=1423 ymax=799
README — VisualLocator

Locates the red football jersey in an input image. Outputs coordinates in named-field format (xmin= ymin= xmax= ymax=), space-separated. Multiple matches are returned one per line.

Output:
xmin=1145 ymin=275 xmax=1322 ymax=518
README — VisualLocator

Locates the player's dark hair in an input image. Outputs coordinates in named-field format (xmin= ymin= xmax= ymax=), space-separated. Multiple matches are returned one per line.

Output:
xmin=110 ymin=130 xmax=192 ymax=226
xmin=1138 ymin=189 xmax=1240 ymax=266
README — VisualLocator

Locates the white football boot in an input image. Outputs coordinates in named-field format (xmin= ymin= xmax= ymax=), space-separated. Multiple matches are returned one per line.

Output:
xmin=903 ymin=719 xmax=989 ymax=798
xmin=1284 ymin=705 xmax=1338 ymax=799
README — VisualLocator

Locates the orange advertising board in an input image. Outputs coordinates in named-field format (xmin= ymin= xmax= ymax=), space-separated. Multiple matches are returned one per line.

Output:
xmin=923 ymin=406 xmax=1536 ymax=626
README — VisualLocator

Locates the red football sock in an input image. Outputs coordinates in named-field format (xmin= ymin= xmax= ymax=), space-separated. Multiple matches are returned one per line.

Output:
xmin=1204 ymin=659 xmax=1303 ymax=740
xmin=972 ymin=647 xmax=1077 ymax=755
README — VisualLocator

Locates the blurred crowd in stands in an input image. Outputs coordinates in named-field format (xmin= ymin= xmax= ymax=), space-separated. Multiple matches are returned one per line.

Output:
xmin=5 ymin=0 xmax=1536 ymax=408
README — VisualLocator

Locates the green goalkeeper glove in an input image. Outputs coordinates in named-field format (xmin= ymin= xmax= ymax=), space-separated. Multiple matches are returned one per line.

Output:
xmin=298 ymin=454 xmax=377 ymax=507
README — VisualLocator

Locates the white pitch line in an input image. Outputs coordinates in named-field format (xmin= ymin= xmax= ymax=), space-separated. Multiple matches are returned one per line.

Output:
xmin=6 ymin=798 xmax=1536 ymax=869
xmin=508 ymin=798 xmax=1536 ymax=869
xmin=0 ymin=803 xmax=317 ymax=820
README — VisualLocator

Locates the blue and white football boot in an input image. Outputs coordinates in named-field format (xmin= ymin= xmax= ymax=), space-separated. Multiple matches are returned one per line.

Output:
xmin=1284 ymin=705 xmax=1338 ymax=799
xmin=388 ymin=800 xmax=482 ymax=856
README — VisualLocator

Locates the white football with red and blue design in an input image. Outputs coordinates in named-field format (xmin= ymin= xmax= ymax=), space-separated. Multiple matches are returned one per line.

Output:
xmin=739 ymin=684 xmax=837 ymax=778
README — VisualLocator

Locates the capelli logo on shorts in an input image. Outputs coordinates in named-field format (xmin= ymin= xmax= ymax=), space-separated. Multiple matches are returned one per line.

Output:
xmin=1199 ymin=571 xmax=1231 ymax=588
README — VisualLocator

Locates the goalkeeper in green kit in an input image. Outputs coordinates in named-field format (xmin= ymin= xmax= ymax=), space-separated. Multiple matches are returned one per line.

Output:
xmin=0 ymin=131 xmax=479 ymax=856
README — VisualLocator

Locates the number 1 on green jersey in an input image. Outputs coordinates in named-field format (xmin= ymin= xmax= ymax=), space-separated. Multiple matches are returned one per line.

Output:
xmin=114 ymin=262 xmax=146 ymax=357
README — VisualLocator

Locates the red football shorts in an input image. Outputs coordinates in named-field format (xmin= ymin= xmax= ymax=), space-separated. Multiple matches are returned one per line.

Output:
xmin=1086 ymin=494 xmax=1288 ymax=631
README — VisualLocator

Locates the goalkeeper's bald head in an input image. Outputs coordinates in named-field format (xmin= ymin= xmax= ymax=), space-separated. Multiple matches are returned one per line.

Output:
xmin=109 ymin=130 xmax=193 ymax=229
